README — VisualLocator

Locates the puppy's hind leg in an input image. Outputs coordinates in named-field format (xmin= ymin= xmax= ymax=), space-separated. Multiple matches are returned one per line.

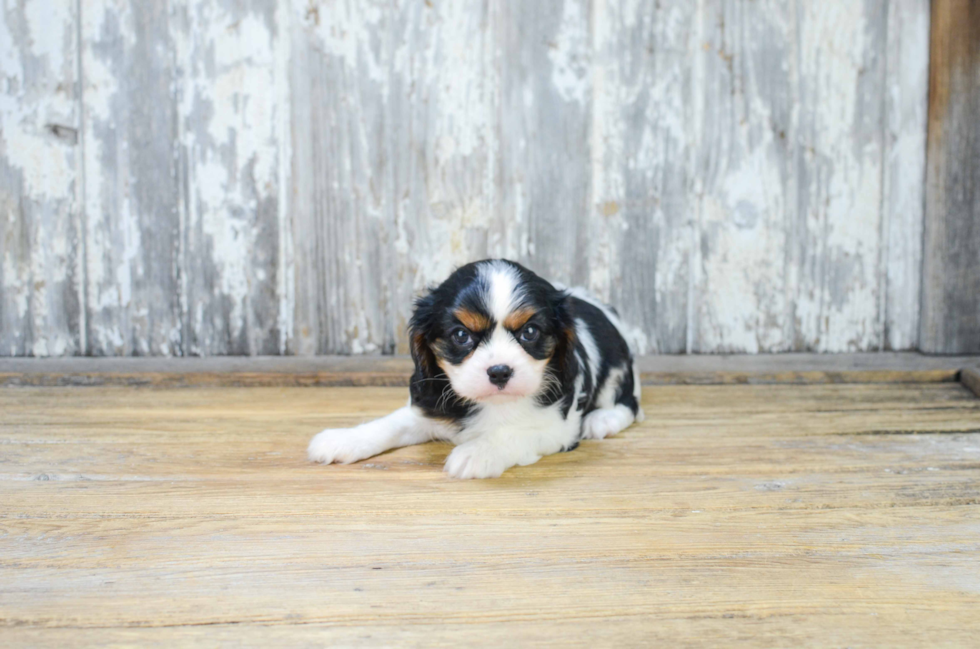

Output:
xmin=309 ymin=406 xmax=450 ymax=465
xmin=581 ymin=404 xmax=636 ymax=440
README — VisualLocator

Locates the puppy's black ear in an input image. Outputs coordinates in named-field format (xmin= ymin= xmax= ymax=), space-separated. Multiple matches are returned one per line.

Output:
xmin=549 ymin=290 xmax=578 ymax=393
xmin=408 ymin=291 xmax=439 ymax=379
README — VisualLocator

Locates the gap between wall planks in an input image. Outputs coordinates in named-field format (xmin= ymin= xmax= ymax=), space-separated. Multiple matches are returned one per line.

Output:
xmin=1 ymin=353 xmax=979 ymax=393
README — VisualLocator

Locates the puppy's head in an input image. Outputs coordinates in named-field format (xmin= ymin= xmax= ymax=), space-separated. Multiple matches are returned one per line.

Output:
xmin=409 ymin=260 xmax=574 ymax=408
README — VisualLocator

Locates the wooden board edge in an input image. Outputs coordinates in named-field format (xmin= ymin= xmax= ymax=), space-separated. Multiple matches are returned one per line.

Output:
xmin=960 ymin=367 xmax=980 ymax=398
xmin=0 ymin=368 xmax=962 ymax=389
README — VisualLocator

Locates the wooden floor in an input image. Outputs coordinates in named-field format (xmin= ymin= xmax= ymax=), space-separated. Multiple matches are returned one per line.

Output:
xmin=2 ymin=381 xmax=980 ymax=646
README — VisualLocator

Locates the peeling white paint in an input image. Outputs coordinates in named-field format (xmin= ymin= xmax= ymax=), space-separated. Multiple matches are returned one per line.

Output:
xmin=1 ymin=0 xmax=932 ymax=356
xmin=548 ymin=0 xmax=590 ymax=105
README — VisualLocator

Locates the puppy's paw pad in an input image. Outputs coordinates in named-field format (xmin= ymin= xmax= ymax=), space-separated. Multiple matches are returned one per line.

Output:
xmin=443 ymin=444 xmax=512 ymax=480
xmin=308 ymin=428 xmax=362 ymax=464
xmin=582 ymin=409 xmax=628 ymax=440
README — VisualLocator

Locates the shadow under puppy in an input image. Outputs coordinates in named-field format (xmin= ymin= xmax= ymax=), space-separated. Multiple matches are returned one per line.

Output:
xmin=309 ymin=259 xmax=643 ymax=479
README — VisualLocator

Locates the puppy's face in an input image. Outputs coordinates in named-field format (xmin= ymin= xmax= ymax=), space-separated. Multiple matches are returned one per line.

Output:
xmin=411 ymin=261 xmax=571 ymax=405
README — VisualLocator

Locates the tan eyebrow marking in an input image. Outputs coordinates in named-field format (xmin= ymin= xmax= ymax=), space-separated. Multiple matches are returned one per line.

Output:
xmin=503 ymin=308 xmax=536 ymax=331
xmin=454 ymin=308 xmax=491 ymax=332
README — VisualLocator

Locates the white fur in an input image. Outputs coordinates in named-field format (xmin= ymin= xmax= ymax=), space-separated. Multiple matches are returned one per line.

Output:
xmin=308 ymin=405 xmax=456 ymax=465
xmin=444 ymin=399 xmax=582 ymax=479
xmin=582 ymin=404 xmax=635 ymax=440
xmin=480 ymin=260 xmax=524 ymax=322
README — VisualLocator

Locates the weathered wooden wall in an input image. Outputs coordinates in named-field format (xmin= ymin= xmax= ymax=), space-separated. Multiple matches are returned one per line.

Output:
xmin=1 ymin=0 xmax=933 ymax=356
xmin=921 ymin=0 xmax=980 ymax=354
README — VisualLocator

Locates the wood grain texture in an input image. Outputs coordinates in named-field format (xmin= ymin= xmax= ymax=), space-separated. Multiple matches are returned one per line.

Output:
xmin=962 ymin=366 xmax=980 ymax=398
xmin=173 ymin=0 xmax=287 ymax=356
xmin=0 ymin=0 xmax=81 ymax=357
xmin=3 ymin=352 xmax=980 ymax=387
xmin=1 ymin=383 xmax=979 ymax=646
xmin=921 ymin=0 xmax=980 ymax=354
xmin=2 ymin=0 xmax=936 ymax=356
xmin=80 ymin=0 xmax=182 ymax=356
xmin=590 ymin=0 xmax=695 ymax=354
xmin=883 ymin=0 xmax=930 ymax=350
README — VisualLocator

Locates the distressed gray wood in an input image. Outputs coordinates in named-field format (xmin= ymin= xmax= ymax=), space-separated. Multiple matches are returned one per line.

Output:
xmin=793 ymin=0 xmax=889 ymax=352
xmin=289 ymin=0 xmax=390 ymax=355
xmin=883 ymin=0 xmax=929 ymax=350
xmin=0 ymin=0 xmax=81 ymax=356
xmin=0 ymin=0 xmax=937 ymax=356
xmin=689 ymin=0 xmax=794 ymax=353
xmin=386 ymin=0 xmax=499 ymax=354
xmin=172 ymin=0 xmax=286 ymax=355
xmin=496 ymin=0 xmax=593 ymax=288
xmin=921 ymin=0 xmax=980 ymax=354
xmin=81 ymin=0 xmax=182 ymax=355
xmin=588 ymin=0 xmax=695 ymax=354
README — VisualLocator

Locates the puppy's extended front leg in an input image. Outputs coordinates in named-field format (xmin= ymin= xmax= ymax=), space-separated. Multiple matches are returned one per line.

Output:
xmin=309 ymin=406 xmax=449 ymax=465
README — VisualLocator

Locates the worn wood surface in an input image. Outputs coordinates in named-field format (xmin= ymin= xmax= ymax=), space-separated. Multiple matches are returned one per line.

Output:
xmin=81 ymin=0 xmax=182 ymax=356
xmin=961 ymin=367 xmax=980 ymax=398
xmin=1 ymin=382 xmax=979 ymax=646
xmin=1 ymin=0 xmax=934 ymax=356
xmin=921 ymin=0 xmax=980 ymax=354
xmin=0 ymin=0 xmax=81 ymax=357
xmin=3 ymin=352 xmax=980 ymax=387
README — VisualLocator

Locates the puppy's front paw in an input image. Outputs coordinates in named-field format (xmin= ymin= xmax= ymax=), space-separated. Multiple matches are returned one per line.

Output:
xmin=308 ymin=428 xmax=375 ymax=465
xmin=444 ymin=442 xmax=512 ymax=479
xmin=582 ymin=408 xmax=631 ymax=440
xmin=444 ymin=442 xmax=539 ymax=479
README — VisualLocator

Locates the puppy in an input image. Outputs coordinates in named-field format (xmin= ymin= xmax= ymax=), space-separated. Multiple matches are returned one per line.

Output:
xmin=308 ymin=259 xmax=643 ymax=479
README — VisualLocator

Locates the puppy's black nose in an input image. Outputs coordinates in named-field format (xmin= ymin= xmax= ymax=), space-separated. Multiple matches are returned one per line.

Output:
xmin=487 ymin=364 xmax=513 ymax=388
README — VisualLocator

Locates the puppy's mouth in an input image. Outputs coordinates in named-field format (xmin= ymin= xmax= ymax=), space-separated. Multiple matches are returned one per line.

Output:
xmin=478 ymin=391 xmax=524 ymax=403
xmin=468 ymin=385 xmax=529 ymax=402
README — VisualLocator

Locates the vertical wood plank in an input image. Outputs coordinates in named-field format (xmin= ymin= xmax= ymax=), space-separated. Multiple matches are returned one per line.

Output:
xmin=290 ymin=0 xmax=497 ymax=354
xmin=496 ymin=0 xmax=593 ymax=289
xmin=0 ymin=0 xmax=81 ymax=356
xmin=882 ymin=0 xmax=929 ymax=351
xmin=590 ymin=0 xmax=696 ymax=354
xmin=386 ymin=0 xmax=497 ymax=353
xmin=173 ymin=0 xmax=285 ymax=355
xmin=81 ymin=0 xmax=182 ymax=355
xmin=792 ymin=0 xmax=888 ymax=352
xmin=289 ymin=0 xmax=390 ymax=355
xmin=689 ymin=0 xmax=795 ymax=353
xmin=921 ymin=0 xmax=980 ymax=354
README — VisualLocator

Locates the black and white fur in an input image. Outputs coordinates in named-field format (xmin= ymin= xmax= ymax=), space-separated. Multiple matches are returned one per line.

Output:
xmin=308 ymin=259 xmax=643 ymax=479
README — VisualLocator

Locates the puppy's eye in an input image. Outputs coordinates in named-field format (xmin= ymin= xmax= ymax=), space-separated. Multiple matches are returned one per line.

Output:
xmin=451 ymin=328 xmax=473 ymax=346
xmin=520 ymin=325 xmax=540 ymax=343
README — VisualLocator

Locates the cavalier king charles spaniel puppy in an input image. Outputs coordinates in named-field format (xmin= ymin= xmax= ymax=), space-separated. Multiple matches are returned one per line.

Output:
xmin=308 ymin=259 xmax=643 ymax=479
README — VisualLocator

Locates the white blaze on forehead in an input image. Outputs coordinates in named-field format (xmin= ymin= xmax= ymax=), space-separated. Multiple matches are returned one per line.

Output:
xmin=478 ymin=261 xmax=524 ymax=323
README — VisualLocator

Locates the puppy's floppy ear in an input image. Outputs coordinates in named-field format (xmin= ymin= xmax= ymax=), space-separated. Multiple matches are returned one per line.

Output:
xmin=408 ymin=291 xmax=439 ymax=380
xmin=550 ymin=290 xmax=577 ymax=384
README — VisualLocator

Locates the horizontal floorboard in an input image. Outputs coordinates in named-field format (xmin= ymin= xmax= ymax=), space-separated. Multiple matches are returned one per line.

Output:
xmin=2 ymin=381 xmax=979 ymax=645
xmin=2 ymin=353 xmax=980 ymax=387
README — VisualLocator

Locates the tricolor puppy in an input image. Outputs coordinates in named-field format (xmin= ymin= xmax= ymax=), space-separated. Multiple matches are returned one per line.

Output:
xmin=308 ymin=259 xmax=643 ymax=479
